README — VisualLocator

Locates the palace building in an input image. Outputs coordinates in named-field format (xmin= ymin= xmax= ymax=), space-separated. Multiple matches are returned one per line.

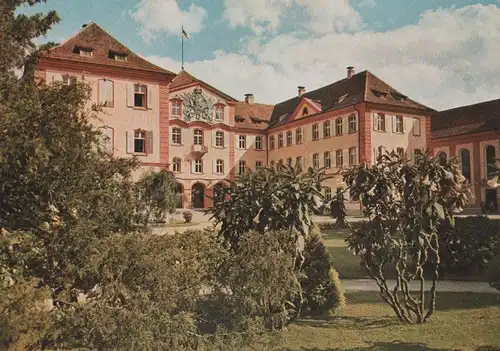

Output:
xmin=37 ymin=22 xmax=446 ymax=211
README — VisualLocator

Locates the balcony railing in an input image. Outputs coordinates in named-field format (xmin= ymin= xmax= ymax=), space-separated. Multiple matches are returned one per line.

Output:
xmin=191 ymin=144 xmax=208 ymax=155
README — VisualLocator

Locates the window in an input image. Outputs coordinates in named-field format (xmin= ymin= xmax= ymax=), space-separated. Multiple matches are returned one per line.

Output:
xmin=215 ymin=131 xmax=224 ymax=147
xmin=256 ymin=161 xmax=262 ymax=169
xmin=286 ymin=131 xmax=293 ymax=146
xmin=296 ymin=128 xmax=303 ymax=144
xmin=312 ymin=124 xmax=319 ymax=140
xmin=238 ymin=161 xmax=246 ymax=175
xmin=395 ymin=116 xmax=404 ymax=133
xmin=238 ymin=135 xmax=246 ymax=149
xmin=324 ymin=121 xmax=331 ymax=138
xmin=438 ymin=151 xmax=447 ymax=166
xmin=313 ymin=153 xmax=319 ymax=169
xmin=460 ymin=149 xmax=471 ymax=182
xmin=375 ymin=113 xmax=386 ymax=131
xmin=324 ymin=187 xmax=332 ymax=201
xmin=377 ymin=146 xmax=385 ymax=159
xmin=324 ymin=151 xmax=331 ymax=168
xmin=396 ymin=147 xmax=405 ymax=159
xmin=413 ymin=118 xmax=421 ymax=136
xmin=134 ymin=130 xmax=146 ymax=153
xmin=172 ymin=157 xmax=181 ymax=172
xmin=293 ymin=157 xmax=301 ymax=171
xmin=134 ymin=84 xmax=147 ymax=108
xmin=269 ymin=136 xmax=275 ymax=150
xmin=77 ymin=47 xmax=92 ymax=57
xmin=336 ymin=150 xmax=343 ymax=168
xmin=270 ymin=161 xmax=275 ymax=170
xmin=349 ymin=147 xmax=357 ymax=166
xmin=414 ymin=148 xmax=422 ymax=163
xmin=194 ymin=159 xmax=203 ymax=174
xmin=302 ymin=107 xmax=309 ymax=116
xmin=278 ymin=133 xmax=284 ymax=148
xmin=172 ymin=100 xmax=181 ymax=117
xmin=172 ymin=127 xmax=181 ymax=144
xmin=255 ymin=136 xmax=262 ymax=150
xmin=109 ymin=51 xmax=128 ymax=61
xmin=100 ymin=126 xmax=114 ymax=154
xmin=336 ymin=118 xmax=343 ymax=135
xmin=193 ymin=129 xmax=203 ymax=145
xmin=216 ymin=159 xmax=224 ymax=174
xmin=215 ymin=105 xmax=224 ymax=121
xmin=98 ymin=79 xmax=114 ymax=107
xmin=349 ymin=114 xmax=357 ymax=133
xmin=62 ymin=75 xmax=77 ymax=86
xmin=287 ymin=158 xmax=293 ymax=167
xmin=485 ymin=145 xmax=496 ymax=178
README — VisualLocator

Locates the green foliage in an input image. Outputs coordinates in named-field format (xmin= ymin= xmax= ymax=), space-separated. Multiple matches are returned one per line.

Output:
xmin=329 ymin=187 xmax=347 ymax=227
xmin=299 ymin=226 xmax=346 ymax=315
xmin=343 ymin=151 xmax=469 ymax=323
xmin=208 ymin=166 xmax=330 ymax=247
xmin=437 ymin=216 xmax=500 ymax=275
xmin=183 ymin=210 xmax=193 ymax=223
xmin=486 ymin=255 xmax=500 ymax=293
xmin=134 ymin=169 xmax=178 ymax=225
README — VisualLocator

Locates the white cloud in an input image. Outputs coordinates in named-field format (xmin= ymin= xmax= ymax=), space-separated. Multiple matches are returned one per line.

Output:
xmin=148 ymin=4 xmax=500 ymax=111
xmin=223 ymin=0 xmax=363 ymax=35
xmin=131 ymin=0 xmax=207 ymax=43
xmin=357 ymin=0 xmax=376 ymax=8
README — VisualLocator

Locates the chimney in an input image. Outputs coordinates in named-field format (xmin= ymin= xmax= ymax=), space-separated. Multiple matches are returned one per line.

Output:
xmin=244 ymin=93 xmax=254 ymax=104
xmin=298 ymin=86 xmax=306 ymax=97
xmin=347 ymin=66 xmax=355 ymax=79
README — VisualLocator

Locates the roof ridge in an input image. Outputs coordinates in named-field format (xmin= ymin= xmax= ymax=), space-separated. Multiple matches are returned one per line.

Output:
xmin=49 ymin=22 xmax=94 ymax=51
xmin=437 ymin=97 xmax=500 ymax=113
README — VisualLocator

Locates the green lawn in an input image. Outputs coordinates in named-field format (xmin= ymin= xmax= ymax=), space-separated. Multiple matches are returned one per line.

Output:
xmin=255 ymin=292 xmax=500 ymax=351
xmin=322 ymin=228 xmax=486 ymax=281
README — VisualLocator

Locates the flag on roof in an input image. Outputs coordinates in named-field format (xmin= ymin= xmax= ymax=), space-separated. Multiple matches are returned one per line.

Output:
xmin=182 ymin=27 xmax=189 ymax=39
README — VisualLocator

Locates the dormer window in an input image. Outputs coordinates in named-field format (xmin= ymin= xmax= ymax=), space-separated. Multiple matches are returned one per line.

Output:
xmin=372 ymin=89 xmax=388 ymax=99
xmin=74 ymin=46 xmax=93 ymax=57
xmin=302 ymin=107 xmax=309 ymax=116
xmin=108 ymin=51 xmax=128 ymax=62
xmin=337 ymin=94 xmax=348 ymax=104
xmin=392 ymin=92 xmax=407 ymax=101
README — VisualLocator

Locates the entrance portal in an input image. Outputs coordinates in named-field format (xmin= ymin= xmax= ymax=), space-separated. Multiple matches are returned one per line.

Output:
xmin=191 ymin=183 xmax=205 ymax=209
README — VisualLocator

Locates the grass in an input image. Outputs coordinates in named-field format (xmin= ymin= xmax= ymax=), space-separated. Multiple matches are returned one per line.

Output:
xmin=322 ymin=228 xmax=487 ymax=281
xmin=255 ymin=291 xmax=500 ymax=351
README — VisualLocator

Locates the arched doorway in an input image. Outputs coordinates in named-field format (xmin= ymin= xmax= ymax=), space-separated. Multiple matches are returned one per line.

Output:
xmin=437 ymin=151 xmax=447 ymax=166
xmin=175 ymin=183 xmax=183 ymax=208
xmin=191 ymin=183 xmax=205 ymax=209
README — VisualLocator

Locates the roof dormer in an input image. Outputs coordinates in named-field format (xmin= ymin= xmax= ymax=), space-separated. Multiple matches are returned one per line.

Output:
xmin=73 ymin=46 xmax=93 ymax=57
xmin=108 ymin=50 xmax=128 ymax=62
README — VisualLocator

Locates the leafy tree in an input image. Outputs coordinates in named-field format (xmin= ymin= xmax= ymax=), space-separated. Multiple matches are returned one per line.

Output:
xmin=134 ymin=169 xmax=178 ymax=225
xmin=329 ymin=187 xmax=347 ymax=227
xmin=343 ymin=151 xmax=469 ymax=323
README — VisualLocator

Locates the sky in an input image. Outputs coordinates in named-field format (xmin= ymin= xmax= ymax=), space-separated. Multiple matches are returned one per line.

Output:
xmin=21 ymin=0 xmax=500 ymax=110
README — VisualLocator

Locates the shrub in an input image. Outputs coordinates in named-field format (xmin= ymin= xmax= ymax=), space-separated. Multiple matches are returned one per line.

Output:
xmin=486 ymin=255 xmax=500 ymax=293
xmin=437 ymin=217 xmax=500 ymax=275
xmin=183 ymin=210 xmax=193 ymax=223
xmin=299 ymin=226 xmax=345 ymax=315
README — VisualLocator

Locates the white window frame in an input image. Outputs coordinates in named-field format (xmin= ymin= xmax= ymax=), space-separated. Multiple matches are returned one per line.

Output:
xmin=296 ymin=128 xmax=302 ymax=144
xmin=313 ymin=153 xmax=319 ymax=169
xmin=255 ymin=136 xmax=262 ymax=150
xmin=349 ymin=114 xmax=357 ymax=133
xmin=194 ymin=129 xmax=203 ymax=146
xmin=336 ymin=149 xmax=343 ymax=168
xmin=134 ymin=130 xmax=146 ymax=154
xmin=194 ymin=159 xmax=203 ymax=174
xmin=336 ymin=118 xmax=343 ymax=135
xmin=324 ymin=151 xmax=331 ymax=168
xmin=323 ymin=121 xmax=331 ymax=138
xmin=238 ymin=135 xmax=246 ymax=149
xmin=312 ymin=124 xmax=319 ymax=141
xmin=215 ymin=105 xmax=224 ymax=121
xmin=376 ymin=113 xmax=386 ymax=132
xmin=134 ymin=84 xmax=147 ymax=108
xmin=349 ymin=147 xmax=357 ymax=166
xmin=172 ymin=100 xmax=181 ymax=118
xmin=172 ymin=127 xmax=181 ymax=145
xmin=413 ymin=117 xmax=421 ymax=136
xmin=286 ymin=131 xmax=293 ymax=146
xmin=216 ymin=159 xmax=224 ymax=174
xmin=238 ymin=160 xmax=246 ymax=175
xmin=395 ymin=116 xmax=404 ymax=133
xmin=215 ymin=131 xmax=224 ymax=147
xmin=172 ymin=157 xmax=181 ymax=172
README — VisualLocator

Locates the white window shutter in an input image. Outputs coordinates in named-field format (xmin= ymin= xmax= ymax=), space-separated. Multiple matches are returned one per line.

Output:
xmin=224 ymin=132 xmax=229 ymax=148
xmin=126 ymin=83 xmax=134 ymax=107
xmin=212 ymin=131 xmax=216 ymax=147
xmin=235 ymin=135 xmax=239 ymax=148
xmin=373 ymin=114 xmax=378 ymax=131
xmin=98 ymin=80 xmax=105 ymax=105
xmin=148 ymin=131 xmax=154 ymax=154
xmin=191 ymin=161 xmax=195 ymax=174
xmin=343 ymin=149 xmax=349 ymax=165
xmin=147 ymin=86 xmax=153 ymax=109
xmin=392 ymin=115 xmax=395 ymax=132
xmin=343 ymin=116 xmax=348 ymax=134
xmin=106 ymin=127 xmax=114 ymax=154
xmin=385 ymin=115 xmax=390 ymax=132
xmin=126 ymin=131 xmax=134 ymax=153
xmin=332 ymin=121 xmax=337 ymax=136
xmin=403 ymin=117 xmax=406 ymax=134
xmin=213 ymin=160 xmax=217 ymax=174
xmin=181 ymin=128 xmax=185 ymax=146
xmin=52 ymin=73 xmax=62 ymax=83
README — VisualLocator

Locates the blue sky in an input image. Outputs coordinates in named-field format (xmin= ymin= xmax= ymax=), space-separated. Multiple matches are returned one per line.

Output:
xmin=23 ymin=0 xmax=500 ymax=109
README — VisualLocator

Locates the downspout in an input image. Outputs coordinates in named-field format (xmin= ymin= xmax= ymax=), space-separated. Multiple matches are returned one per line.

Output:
xmin=353 ymin=102 xmax=362 ymax=215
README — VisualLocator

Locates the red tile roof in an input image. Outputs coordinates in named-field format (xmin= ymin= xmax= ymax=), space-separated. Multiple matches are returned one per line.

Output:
xmin=170 ymin=70 xmax=237 ymax=102
xmin=268 ymin=70 xmax=434 ymax=128
xmin=431 ymin=98 xmax=500 ymax=138
xmin=234 ymin=102 xmax=274 ymax=130
xmin=43 ymin=22 xmax=174 ymax=74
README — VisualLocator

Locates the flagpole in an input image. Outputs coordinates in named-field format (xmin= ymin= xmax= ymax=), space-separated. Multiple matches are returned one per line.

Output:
xmin=181 ymin=26 xmax=184 ymax=71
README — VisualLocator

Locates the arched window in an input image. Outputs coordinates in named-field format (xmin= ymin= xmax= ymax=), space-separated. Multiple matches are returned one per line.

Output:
xmin=460 ymin=148 xmax=471 ymax=182
xmin=485 ymin=145 xmax=496 ymax=179
xmin=302 ymin=107 xmax=309 ymax=116
xmin=437 ymin=151 xmax=447 ymax=166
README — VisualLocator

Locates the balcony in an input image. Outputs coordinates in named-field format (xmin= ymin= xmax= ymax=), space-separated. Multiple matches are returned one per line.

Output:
xmin=191 ymin=144 xmax=208 ymax=156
